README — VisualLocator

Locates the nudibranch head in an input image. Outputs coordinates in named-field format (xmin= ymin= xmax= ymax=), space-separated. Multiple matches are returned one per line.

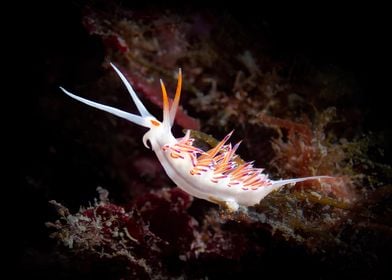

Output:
xmin=60 ymin=63 xmax=182 ymax=150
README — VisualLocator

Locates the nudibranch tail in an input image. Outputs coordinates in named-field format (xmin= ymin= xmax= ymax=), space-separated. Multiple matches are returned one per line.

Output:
xmin=270 ymin=176 xmax=331 ymax=189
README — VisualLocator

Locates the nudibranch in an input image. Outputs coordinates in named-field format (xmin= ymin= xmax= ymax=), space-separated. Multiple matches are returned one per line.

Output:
xmin=60 ymin=63 xmax=329 ymax=212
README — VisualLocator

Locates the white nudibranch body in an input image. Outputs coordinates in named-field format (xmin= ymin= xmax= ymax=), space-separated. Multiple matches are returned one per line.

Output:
xmin=60 ymin=63 xmax=330 ymax=211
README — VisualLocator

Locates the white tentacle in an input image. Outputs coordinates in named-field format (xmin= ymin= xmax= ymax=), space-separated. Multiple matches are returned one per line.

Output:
xmin=110 ymin=63 xmax=152 ymax=118
xmin=60 ymin=87 xmax=150 ymax=127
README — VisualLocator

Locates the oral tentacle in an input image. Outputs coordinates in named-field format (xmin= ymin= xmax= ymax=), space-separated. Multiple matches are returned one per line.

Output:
xmin=60 ymin=87 xmax=150 ymax=127
xmin=110 ymin=63 xmax=152 ymax=118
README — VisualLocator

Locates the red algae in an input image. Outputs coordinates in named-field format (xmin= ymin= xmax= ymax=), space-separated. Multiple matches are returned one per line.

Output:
xmin=47 ymin=188 xmax=264 ymax=278
xmin=259 ymin=108 xmax=361 ymax=203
